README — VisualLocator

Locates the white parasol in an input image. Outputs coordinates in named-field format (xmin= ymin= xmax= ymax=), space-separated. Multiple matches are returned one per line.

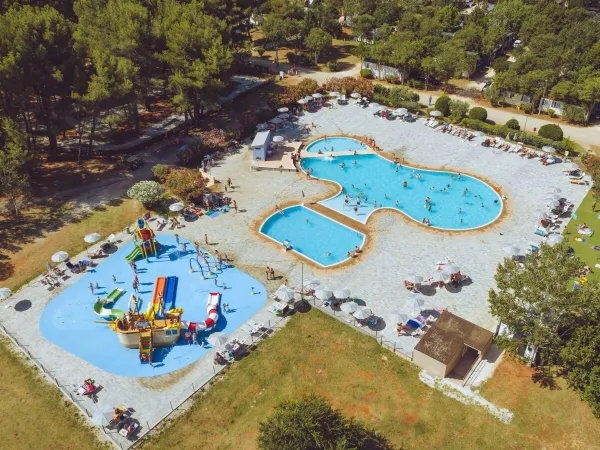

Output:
xmin=270 ymin=117 xmax=283 ymax=124
xmin=546 ymin=198 xmax=560 ymax=208
xmin=297 ymin=98 xmax=308 ymax=105
xmin=546 ymin=234 xmax=564 ymax=246
xmin=208 ymin=332 xmax=228 ymax=347
xmin=542 ymin=146 xmax=556 ymax=153
xmin=312 ymin=93 xmax=323 ymax=99
xmin=430 ymin=110 xmax=442 ymax=117
xmin=442 ymin=264 xmax=460 ymax=275
xmin=404 ymin=273 xmax=423 ymax=284
xmin=277 ymin=107 xmax=289 ymax=113
xmin=350 ymin=92 xmax=361 ymax=98
xmin=0 ymin=288 xmax=12 ymax=300
xmin=389 ymin=310 xmax=409 ymax=325
xmin=277 ymin=113 xmax=289 ymax=119
xmin=395 ymin=108 xmax=408 ymax=116
xmin=314 ymin=288 xmax=333 ymax=301
xmin=275 ymin=286 xmax=295 ymax=302
xmin=431 ymin=271 xmax=451 ymax=283
xmin=51 ymin=251 xmax=69 ymax=263
xmin=340 ymin=302 xmax=359 ymax=314
xmin=84 ymin=233 xmax=101 ymax=244
xmin=272 ymin=136 xmax=284 ymax=143
xmin=353 ymin=307 xmax=372 ymax=320
xmin=169 ymin=202 xmax=185 ymax=212
xmin=328 ymin=91 xmax=340 ymax=97
xmin=503 ymin=244 xmax=520 ymax=257
xmin=256 ymin=123 xmax=269 ymax=130
xmin=334 ymin=288 xmax=351 ymax=299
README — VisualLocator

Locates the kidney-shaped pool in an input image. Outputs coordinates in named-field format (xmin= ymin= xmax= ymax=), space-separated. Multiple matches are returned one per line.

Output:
xmin=301 ymin=153 xmax=502 ymax=230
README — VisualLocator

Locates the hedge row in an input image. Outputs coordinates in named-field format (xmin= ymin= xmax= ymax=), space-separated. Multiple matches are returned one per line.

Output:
xmin=460 ymin=119 xmax=573 ymax=153
xmin=372 ymin=84 xmax=420 ymax=112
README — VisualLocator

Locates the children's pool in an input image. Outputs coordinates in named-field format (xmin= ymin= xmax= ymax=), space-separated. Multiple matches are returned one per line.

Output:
xmin=305 ymin=137 xmax=367 ymax=153
xmin=39 ymin=234 xmax=266 ymax=377
xmin=301 ymin=154 xmax=502 ymax=230
xmin=260 ymin=205 xmax=365 ymax=267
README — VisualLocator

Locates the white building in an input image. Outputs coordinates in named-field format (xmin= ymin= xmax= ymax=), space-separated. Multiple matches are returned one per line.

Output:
xmin=251 ymin=130 xmax=272 ymax=161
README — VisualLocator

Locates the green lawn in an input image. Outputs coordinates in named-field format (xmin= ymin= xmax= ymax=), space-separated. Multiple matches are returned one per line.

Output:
xmin=142 ymin=309 xmax=600 ymax=450
xmin=0 ymin=336 xmax=107 ymax=449
xmin=563 ymin=189 xmax=600 ymax=280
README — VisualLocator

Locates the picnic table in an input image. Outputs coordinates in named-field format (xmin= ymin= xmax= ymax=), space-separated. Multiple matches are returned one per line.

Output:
xmin=268 ymin=301 xmax=289 ymax=316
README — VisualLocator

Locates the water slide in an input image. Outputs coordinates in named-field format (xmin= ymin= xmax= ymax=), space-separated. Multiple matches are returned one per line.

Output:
xmin=106 ymin=288 xmax=125 ymax=302
xmin=125 ymin=246 xmax=142 ymax=263
xmin=196 ymin=292 xmax=221 ymax=331
xmin=163 ymin=276 xmax=178 ymax=311
xmin=93 ymin=300 xmax=125 ymax=319
xmin=145 ymin=276 xmax=166 ymax=321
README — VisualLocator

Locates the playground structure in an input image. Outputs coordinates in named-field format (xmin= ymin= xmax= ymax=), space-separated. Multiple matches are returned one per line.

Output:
xmin=125 ymin=218 xmax=160 ymax=262
xmin=107 ymin=276 xmax=183 ymax=364
xmin=188 ymin=251 xmax=225 ymax=279
xmin=93 ymin=288 xmax=126 ymax=319
xmin=195 ymin=292 xmax=221 ymax=331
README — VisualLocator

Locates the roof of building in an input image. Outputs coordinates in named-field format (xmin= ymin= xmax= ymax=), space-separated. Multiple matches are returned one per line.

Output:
xmin=251 ymin=130 xmax=271 ymax=148
xmin=413 ymin=310 xmax=493 ymax=365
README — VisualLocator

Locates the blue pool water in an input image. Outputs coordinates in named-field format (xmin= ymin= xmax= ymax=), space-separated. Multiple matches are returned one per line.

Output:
xmin=302 ymin=154 xmax=502 ymax=229
xmin=260 ymin=205 xmax=365 ymax=266
xmin=39 ymin=234 xmax=266 ymax=377
xmin=305 ymin=137 xmax=367 ymax=153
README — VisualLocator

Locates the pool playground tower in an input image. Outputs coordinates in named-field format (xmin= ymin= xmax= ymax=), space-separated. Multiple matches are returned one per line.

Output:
xmin=126 ymin=218 xmax=160 ymax=262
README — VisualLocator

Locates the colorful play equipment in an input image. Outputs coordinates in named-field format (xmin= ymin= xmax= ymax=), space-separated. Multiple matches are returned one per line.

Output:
xmin=93 ymin=288 xmax=125 ymax=319
xmin=107 ymin=276 xmax=183 ymax=365
xmin=188 ymin=252 xmax=224 ymax=278
xmin=189 ymin=257 xmax=205 ymax=279
xmin=196 ymin=292 xmax=221 ymax=331
xmin=125 ymin=218 xmax=159 ymax=262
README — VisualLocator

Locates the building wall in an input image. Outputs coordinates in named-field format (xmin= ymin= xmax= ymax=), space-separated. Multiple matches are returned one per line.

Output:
xmin=444 ymin=346 xmax=466 ymax=377
xmin=502 ymin=91 xmax=532 ymax=107
xmin=412 ymin=350 xmax=448 ymax=378
xmin=362 ymin=61 xmax=402 ymax=81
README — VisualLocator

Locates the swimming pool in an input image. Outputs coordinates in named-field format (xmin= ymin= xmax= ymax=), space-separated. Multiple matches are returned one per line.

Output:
xmin=39 ymin=234 xmax=266 ymax=377
xmin=305 ymin=137 xmax=367 ymax=153
xmin=302 ymin=154 xmax=502 ymax=230
xmin=260 ymin=205 xmax=365 ymax=267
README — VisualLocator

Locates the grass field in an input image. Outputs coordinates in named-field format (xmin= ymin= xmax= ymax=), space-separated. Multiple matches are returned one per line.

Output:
xmin=563 ymin=189 xmax=600 ymax=281
xmin=0 ymin=198 xmax=145 ymax=291
xmin=143 ymin=309 xmax=600 ymax=450
xmin=0 ymin=336 xmax=106 ymax=449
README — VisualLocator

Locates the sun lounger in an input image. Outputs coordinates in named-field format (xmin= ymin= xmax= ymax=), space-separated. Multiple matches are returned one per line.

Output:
xmin=535 ymin=227 xmax=548 ymax=236
xmin=66 ymin=261 xmax=80 ymax=274
xmin=571 ymin=178 xmax=588 ymax=185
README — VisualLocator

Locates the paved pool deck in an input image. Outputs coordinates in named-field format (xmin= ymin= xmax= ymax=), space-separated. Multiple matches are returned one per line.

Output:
xmin=0 ymin=103 xmax=589 ymax=446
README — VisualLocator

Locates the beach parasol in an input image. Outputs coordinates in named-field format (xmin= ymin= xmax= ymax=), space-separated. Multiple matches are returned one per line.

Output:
xmin=84 ymin=233 xmax=101 ymax=244
xmin=277 ymin=107 xmax=289 ymax=113
xmin=395 ymin=108 xmax=408 ymax=116
xmin=334 ymin=288 xmax=351 ymax=299
xmin=208 ymin=332 xmax=228 ymax=347
xmin=431 ymin=271 xmax=451 ymax=283
xmin=275 ymin=286 xmax=295 ymax=302
xmin=303 ymin=96 xmax=313 ymax=102
xmin=256 ymin=123 xmax=269 ymax=130
xmin=51 ymin=251 xmax=69 ymax=263
xmin=430 ymin=110 xmax=442 ymax=117
xmin=169 ymin=202 xmax=185 ymax=212
xmin=503 ymin=244 xmax=520 ymax=257
xmin=403 ymin=294 xmax=425 ymax=315
xmin=350 ymin=92 xmax=361 ymax=98
xmin=538 ymin=211 xmax=549 ymax=220
xmin=404 ymin=273 xmax=423 ymax=284
xmin=305 ymin=278 xmax=320 ymax=289
xmin=389 ymin=310 xmax=408 ymax=325
xmin=340 ymin=302 xmax=359 ymax=314
xmin=277 ymin=113 xmax=289 ymax=119
xmin=328 ymin=91 xmax=340 ymax=97
xmin=314 ymin=288 xmax=333 ymax=300
xmin=272 ymin=135 xmax=284 ymax=143
xmin=442 ymin=264 xmax=460 ymax=275
xmin=312 ymin=93 xmax=323 ymax=99
xmin=0 ymin=288 xmax=12 ymax=300
xmin=546 ymin=198 xmax=560 ymax=208
xmin=542 ymin=146 xmax=556 ymax=153
xmin=270 ymin=117 xmax=283 ymax=124
xmin=353 ymin=307 xmax=372 ymax=320
xmin=297 ymin=98 xmax=308 ymax=105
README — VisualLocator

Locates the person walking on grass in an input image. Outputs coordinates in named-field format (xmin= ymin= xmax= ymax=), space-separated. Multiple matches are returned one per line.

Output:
xmin=593 ymin=200 xmax=597 ymax=212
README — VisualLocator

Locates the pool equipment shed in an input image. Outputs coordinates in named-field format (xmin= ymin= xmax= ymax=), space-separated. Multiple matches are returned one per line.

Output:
xmin=251 ymin=130 xmax=272 ymax=161
xmin=412 ymin=310 xmax=493 ymax=379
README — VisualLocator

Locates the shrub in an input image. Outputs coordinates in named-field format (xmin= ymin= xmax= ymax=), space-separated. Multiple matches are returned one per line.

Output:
xmin=408 ymin=79 xmax=424 ymax=89
xmin=562 ymin=105 xmax=588 ymax=124
xmin=385 ymin=75 xmax=400 ymax=84
xmin=152 ymin=164 xmax=170 ymax=181
xmin=323 ymin=76 xmax=374 ymax=97
xmin=255 ymin=46 xmax=265 ymax=57
xmin=327 ymin=60 xmax=339 ymax=72
xmin=449 ymin=100 xmax=470 ymax=121
xmin=360 ymin=68 xmax=373 ymax=79
xmin=434 ymin=95 xmax=451 ymax=116
xmin=469 ymin=106 xmax=488 ymax=121
xmin=538 ymin=123 xmax=564 ymax=141
xmin=285 ymin=52 xmax=296 ymax=64
xmin=127 ymin=181 xmax=163 ymax=207
xmin=483 ymin=85 xmax=502 ymax=106
xmin=163 ymin=168 xmax=207 ymax=202
xmin=547 ymin=108 xmax=555 ymax=118
xmin=522 ymin=103 xmax=533 ymax=114
xmin=295 ymin=54 xmax=310 ymax=66
xmin=505 ymin=118 xmax=520 ymax=130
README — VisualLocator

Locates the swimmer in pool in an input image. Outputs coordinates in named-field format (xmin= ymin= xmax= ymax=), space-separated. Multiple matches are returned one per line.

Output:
xmin=430 ymin=186 xmax=435 ymax=190
xmin=463 ymin=188 xmax=468 ymax=195
xmin=395 ymin=167 xmax=399 ymax=173
xmin=373 ymin=201 xmax=377 ymax=208
xmin=384 ymin=193 xmax=387 ymax=199
xmin=354 ymin=160 xmax=357 ymax=165
xmin=425 ymin=197 xmax=431 ymax=203
xmin=339 ymin=162 xmax=345 ymax=168
xmin=403 ymin=181 xmax=408 ymax=188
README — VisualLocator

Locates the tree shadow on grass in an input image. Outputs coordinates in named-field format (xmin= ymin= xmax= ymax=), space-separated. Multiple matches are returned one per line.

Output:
xmin=532 ymin=366 xmax=562 ymax=390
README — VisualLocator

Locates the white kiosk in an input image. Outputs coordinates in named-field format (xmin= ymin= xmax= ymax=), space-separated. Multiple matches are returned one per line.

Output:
xmin=251 ymin=130 xmax=272 ymax=161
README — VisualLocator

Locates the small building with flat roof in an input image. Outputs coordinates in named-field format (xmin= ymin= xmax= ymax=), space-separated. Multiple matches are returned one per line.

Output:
xmin=251 ymin=130 xmax=271 ymax=161
xmin=412 ymin=310 xmax=493 ymax=379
